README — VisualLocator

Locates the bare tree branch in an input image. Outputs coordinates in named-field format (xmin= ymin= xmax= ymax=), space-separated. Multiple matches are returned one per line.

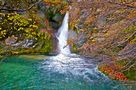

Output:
xmin=121 ymin=61 xmax=135 ymax=72
xmin=27 ymin=0 xmax=42 ymax=11
xmin=0 ymin=0 xmax=42 ymax=12
xmin=108 ymin=1 xmax=136 ymax=9
xmin=117 ymin=31 xmax=136 ymax=47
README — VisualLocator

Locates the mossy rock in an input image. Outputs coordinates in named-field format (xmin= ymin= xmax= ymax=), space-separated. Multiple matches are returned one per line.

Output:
xmin=123 ymin=68 xmax=136 ymax=80
xmin=116 ymin=59 xmax=136 ymax=80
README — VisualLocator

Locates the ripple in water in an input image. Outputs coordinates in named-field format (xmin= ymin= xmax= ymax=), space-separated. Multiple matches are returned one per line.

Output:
xmin=40 ymin=54 xmax=106 ymax=80
xmin=0 ymin=56 xmax=132 ymax=90
xmin=39 ymin=54 xmax=130 ymax=90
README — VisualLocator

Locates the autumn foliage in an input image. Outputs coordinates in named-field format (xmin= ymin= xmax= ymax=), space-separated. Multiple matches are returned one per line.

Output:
xmin=99 ymin=64 xmax=128 ymax=81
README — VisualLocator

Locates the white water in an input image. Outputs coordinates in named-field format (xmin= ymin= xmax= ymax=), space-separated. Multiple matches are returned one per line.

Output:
xmin=56 ymin=12 xmax=71 ymax=55
xmin=42 ymin=12 xmax=107 ymax=80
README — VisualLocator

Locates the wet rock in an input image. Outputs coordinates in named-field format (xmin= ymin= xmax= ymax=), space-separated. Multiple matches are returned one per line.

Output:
xmin=53 ymin=14 xmax=63 ymax=23
xmin=11 ymin=39 xmax=35 ymax=48
xmin=76 ymin=33 xmax=86 ymax=47
xmin=5 ymin=35 xmax=18 ymax=46
xmin=50 ymin=14 xmax=63 ymax=29
xmin=68 ymin=30 xmax=77 ymax=40
xmin=22 ymin=39 xmax=34 ymax=48
xmin=50 ymin=21 xmax=60 ymax=29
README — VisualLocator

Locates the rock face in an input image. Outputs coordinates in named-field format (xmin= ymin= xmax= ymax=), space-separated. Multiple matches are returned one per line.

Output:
xmin=13 ymin=39 xmax=34 ymax=48
xmin=5 ymin=35 xmax=18 ymax=46
xmin=0 ymin=0 xmax=136 ymax=59
xmin=67 ymin=1 xmax=136 ymax=80
xmin=68 ymin=0 xmax=136 ymax=60
xmin=118 ymin=43 xmax=136 ymax=60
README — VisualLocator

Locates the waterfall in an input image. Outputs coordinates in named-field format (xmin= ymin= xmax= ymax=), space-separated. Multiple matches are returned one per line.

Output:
xmin=56 ymin=12 xmax=71 ymax=55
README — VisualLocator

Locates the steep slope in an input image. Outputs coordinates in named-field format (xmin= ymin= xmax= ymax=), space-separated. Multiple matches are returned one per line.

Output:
xmin=68 ymin=0 xmax=136 ymax=80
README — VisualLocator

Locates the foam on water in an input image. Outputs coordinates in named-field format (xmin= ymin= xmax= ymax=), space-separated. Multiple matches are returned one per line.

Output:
xmin=41 ymin=12 xmax=108 ymax=82
xmin=41 ymin=54 xmax=108 ymax=82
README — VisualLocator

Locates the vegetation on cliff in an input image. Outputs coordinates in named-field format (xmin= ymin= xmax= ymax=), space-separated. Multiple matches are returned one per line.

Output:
xmin=0 ymin=0 xmax=136 ymax=81
xmin=0 ymin=0 xmax=65 ymax=55
xmin=67 ymin=0 xmax=136 ymax=81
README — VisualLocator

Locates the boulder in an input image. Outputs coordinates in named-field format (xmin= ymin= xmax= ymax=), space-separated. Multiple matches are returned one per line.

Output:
xmin=5 ymin=35 xmax=18 ymax=46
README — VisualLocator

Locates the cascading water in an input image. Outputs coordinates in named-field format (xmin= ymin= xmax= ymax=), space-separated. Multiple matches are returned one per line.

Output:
xmin=39 ymin=12 xmax=129 ymax=90
xmin=42 ymin=12 xmax=108 ymax=78
xmin=0 ymin=12 xmax=131 ymax=90
xmin=56 ymin=12 xmax=71 ymax=55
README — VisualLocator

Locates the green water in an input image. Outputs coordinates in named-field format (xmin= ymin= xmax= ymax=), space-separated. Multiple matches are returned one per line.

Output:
xmin=0 ymin=56 xmax=134 ymax=90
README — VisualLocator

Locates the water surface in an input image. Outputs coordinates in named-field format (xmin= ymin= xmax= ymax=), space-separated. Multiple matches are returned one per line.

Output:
xmin=0 ymin=55 xmax=134 ymax=90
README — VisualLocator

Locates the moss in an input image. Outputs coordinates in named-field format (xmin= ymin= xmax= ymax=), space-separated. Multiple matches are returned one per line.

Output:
xmin=116 ymin=60 xmax=128 ymax=66
xmin=99 ymin=59 xmax=136 ymax=81
xmin=39 ymin=40 xmax=52 ymax=53
xmin=112 ymin=45 xmax=125 ymax=53
xmin=130 ymin=36 xmax=136 ymax=44
xmin=71 ymin=44 xmax=79 ymax=53
xmin=116 ymin=59 xmax=136 ymax=80
xmin=0 ymin=49 xmax=50 ymax=56
xmin=19 ymin=55 xmax=48 ymax=60
xmin=124 ymin=25 xmax=136 ymax=33
xmin=123 ymin=68 xmax=136 ymax=80
xmin=0 ymin=55 xmax=3 ymax=60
